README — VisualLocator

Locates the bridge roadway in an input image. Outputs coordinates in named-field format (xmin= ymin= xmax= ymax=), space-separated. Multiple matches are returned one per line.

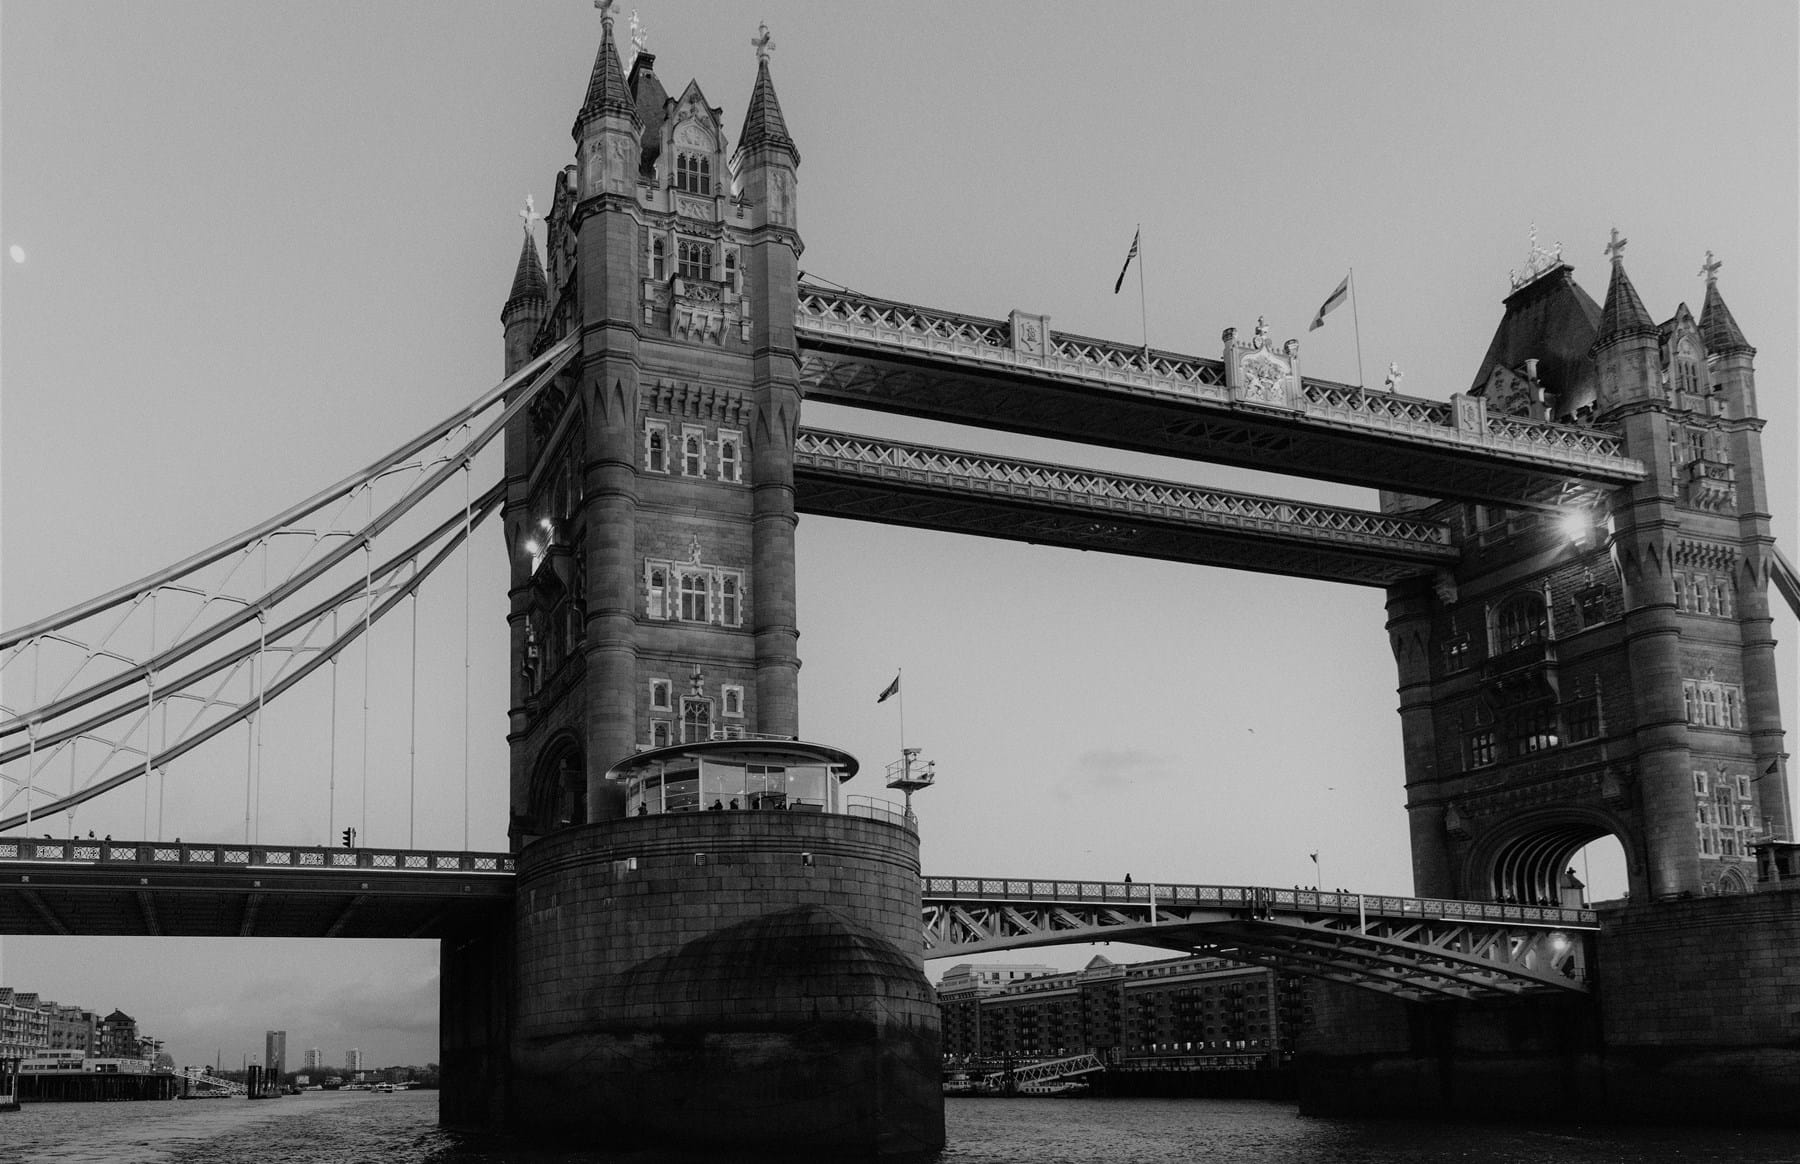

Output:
xmin=0 ymin=840 xmax=1594 ymax=1002
xmin=795 ymin=285 xmax=1647 ymax=512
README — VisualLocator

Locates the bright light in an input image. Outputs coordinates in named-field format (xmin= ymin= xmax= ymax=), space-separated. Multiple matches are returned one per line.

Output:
xmin=539 ymin=517 xmax=554 ymax=532
xmin=7 ymin=245 xmax=24 ymax=264
xmin=1558 ymin=510 xmax=1591 ymax=545
xmin=1550 ymin=932 xmax=1570 ymax=952
xmin=524 ymin=539 xmax=541 ymax=557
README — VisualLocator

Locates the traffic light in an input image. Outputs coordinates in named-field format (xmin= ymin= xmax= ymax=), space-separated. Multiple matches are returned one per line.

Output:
xmin=342 ymin=827 xmax=356 ymax=849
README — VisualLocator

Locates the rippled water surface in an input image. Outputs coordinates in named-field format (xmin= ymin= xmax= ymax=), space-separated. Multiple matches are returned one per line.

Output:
xmin=4 ymin=1091 xmax=1797 ymax=1163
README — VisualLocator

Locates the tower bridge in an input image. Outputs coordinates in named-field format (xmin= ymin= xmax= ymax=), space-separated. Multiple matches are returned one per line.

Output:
xmin=4 ymin=6 xmax=1797 ymax=1150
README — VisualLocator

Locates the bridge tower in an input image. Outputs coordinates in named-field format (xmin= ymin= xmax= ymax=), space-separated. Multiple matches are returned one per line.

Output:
xmin=462 ymin=12 xmax=943 ymax=1155
xmin=1385 ymin=237 xmax=1789 ymax=904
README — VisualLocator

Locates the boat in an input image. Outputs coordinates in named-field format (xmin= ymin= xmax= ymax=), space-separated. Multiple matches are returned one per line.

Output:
xmin=373 ymin=1082 xmax=396 ymax=1094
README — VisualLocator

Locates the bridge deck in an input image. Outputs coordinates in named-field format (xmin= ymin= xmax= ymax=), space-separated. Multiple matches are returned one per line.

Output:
xmin=796 ymin=286 xmax=1645 ymax=511
xmin=0 ymin=839 xmax=511 ymax=939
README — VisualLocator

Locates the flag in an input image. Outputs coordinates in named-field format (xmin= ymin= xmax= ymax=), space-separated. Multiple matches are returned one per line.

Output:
xmin=1309 ymin=851 xmax=1319 ymax=864
xmin=1308 ymin=274 xmax=1349 ymax=331
xmin=877 ymin=675 xmax=900 ymax=703
xmin=1112 ymin=228 xmax=1140 ymax=294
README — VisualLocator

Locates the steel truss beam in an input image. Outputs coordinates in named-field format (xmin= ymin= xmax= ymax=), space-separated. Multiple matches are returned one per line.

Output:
xmin=795 ymin=285 xmax=1644 ymax=511
xmin=794 ymin=428 xmax=1458 ymax=586
xmin=922 ymin=877 xmax=1595 ymax=1001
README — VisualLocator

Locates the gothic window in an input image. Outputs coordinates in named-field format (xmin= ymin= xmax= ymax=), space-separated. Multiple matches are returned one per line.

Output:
xmin=677 ymin=241 xmax=712 ymax=281
xmin=1442 ymin=635 xmax=1472 ymax=672
xmin=722 ymin=685 xmax=743 ymax=718
xmin=1737 ymin=775 xmax=1751 ymax=799
xmin=1673 ymin=573 xmax=1686 ymax=611
xmin=679 ymin=571 xmax=710 ymax=622
xmin=1576 ymin=585 xmax=1608 ymax=629
xmin=1714 ymin=580 xmax=1732 ymax=617
xmin=1493 ymin=592 xmax=1546 ymax=653
xmin=1564 ymin=697 xmax=1600 ymax=742
xmin=650 ymin=720 xmax=671 ymax=748
xmin=1700 ymin=686 xmax=1721 ymax=727
xmin=720 ymin=572 xmax=741 ymax=626
xmin=724 ymin=251 xmax=738 ymax=293
xmin=718 ymin=430 xmax=742 ymax=483
xmin=675 ymin=152 xmax=712 ymax=195
xmin=682 ymin=427 xmax=705 ymax=476
xmin=681 ymin=698 xmax=713 ymax=744
xmin=1513 ymin=704 xmax=1559 ymax=754
xmin=1468 ymin=730 xmax=1497 ymax=768
xmin=646 ymin=567 xmax=669 ymax=619
xmin=1695 ymin=577 xmax=1712 ymax=615
xmin=652 ymin=237 xmax=666 ymax=281
xmin=649 ymin=679 xmax=672 ymax=712
xmin=1694 ymin=770 xmax=1708 ymax=794
xmin=1722 ymin=687 xmax=1740 ymax=728
xmin=645 ymin=422 xmax=668 ymax=473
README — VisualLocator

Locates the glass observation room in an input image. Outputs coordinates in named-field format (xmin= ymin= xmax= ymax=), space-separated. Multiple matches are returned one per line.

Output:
xmin=608 ymin=739 xmax=861 ymax=817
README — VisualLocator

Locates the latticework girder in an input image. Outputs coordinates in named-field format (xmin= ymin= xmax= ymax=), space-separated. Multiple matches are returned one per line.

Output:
xmin=794 ymin=427 xmax=1457 ymax=586
xmin=0 ymin=337 xmax=577 ymax=832
xmin=795 ymin=284 xmax=1645 ymax=510
xmin=922 ymin=877 xmax=1595 ymax=1002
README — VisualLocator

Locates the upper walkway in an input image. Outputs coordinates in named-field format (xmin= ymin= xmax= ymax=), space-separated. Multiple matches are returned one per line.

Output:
xmin=795 ymin=285 xmax=1646 ymax=511
xmin=794 ymin=427 xmax=1458 ymax=587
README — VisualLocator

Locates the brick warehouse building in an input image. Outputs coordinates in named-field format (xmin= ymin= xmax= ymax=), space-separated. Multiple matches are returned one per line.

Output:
xmin=1382 ymin=239 xmax=1789 ymax=904
xmin=938 ymin=955 xmax=1308 ymax=1068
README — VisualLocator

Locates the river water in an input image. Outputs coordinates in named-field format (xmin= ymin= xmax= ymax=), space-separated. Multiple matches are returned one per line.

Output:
xmin=2 ymin=1090 xmax=1796 ymax=1163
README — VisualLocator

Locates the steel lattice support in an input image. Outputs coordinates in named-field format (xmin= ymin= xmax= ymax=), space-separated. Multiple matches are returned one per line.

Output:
xmin=922 ymin=877 xmax=1595 ymax=1001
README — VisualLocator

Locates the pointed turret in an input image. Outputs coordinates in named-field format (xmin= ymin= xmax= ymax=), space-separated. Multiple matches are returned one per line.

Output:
xmin=504 ymin=222 xmax=547 ymax=318
xmin=502 ymin=199 xmax=548 ymax=378
xmin=1596 ymin=229 xmax=1655 ymax=344
xmin=1698 ymin=253 xmax=1753 ymax=356
xmin=573 ymin=4 xmax=637 ymax=138
xmin=737 ymin=51 xmax=799 ymax=166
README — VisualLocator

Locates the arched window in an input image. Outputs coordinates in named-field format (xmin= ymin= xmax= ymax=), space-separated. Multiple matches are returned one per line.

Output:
xmin=683 ymin=431 xmax=704 ymax=476
xmin=676 ymin=152 xmax=712 ymax=195
xmin=681 ymin=698 xmax=713 ymax=743
xmin=679 ymin=571 xmax=709 ymax=622
xmin=651 ymin=237 xmax=666 ymax=280
xmin=724 ymin=251 xmax=738 ymax=293
xmin=647 ymin=568 xmax=668 ymax=619
xmin=646 ymin=425 xmax=667 ymax=473
xmin=678 ymin=241 xmax=712 ymax=281
xmin=1493 ymin=592 xmax=1546 ymax=653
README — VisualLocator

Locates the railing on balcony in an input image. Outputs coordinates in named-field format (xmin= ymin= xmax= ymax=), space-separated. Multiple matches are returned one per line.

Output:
xmin=0 ymin=839 xmax=516 ymax=874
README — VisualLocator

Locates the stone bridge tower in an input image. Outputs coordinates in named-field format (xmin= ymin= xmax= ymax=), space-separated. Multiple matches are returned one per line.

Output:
xmin=464 ymin=14 xmax=943 ymax=1155
xmin=502 ymin=16 xmax=804 ymax=845
xmin=1385 ymin=237 xmax=1789 ymax=904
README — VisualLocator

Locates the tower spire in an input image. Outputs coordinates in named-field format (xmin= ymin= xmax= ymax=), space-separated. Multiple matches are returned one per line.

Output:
xmin=504 ymin=196 xmax=547 ymax=317
xmin=1596 ymin=227 xmax=1653 ymax=343
xmin=575 ymin=0 xmax=638 ymax=137
xmin=738 ymin=24 xmax=799 ymax=165
xmin=1698 ymin=251 xmax=1752 ymax=356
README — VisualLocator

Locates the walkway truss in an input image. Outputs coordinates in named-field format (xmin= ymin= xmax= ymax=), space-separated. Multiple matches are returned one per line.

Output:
xmin=0 ymin=337 xmax=578 ymax=834
xmin=923 ymin=878 xmax=1598 ymax=1002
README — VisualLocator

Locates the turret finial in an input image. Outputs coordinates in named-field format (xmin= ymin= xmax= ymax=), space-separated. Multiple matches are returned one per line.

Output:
xmin=1700 ymin=250 xmax=1722 ymax=284
xmin=1604 ymin=227 xmax=1628 ymax=264
xmin=518 ymin=194 xmax=541 ymax=235
xmin=595 ymin=0 xmax=616 ymax=28
xmin=752 ymin=22 xmax=775 ymax=61
xmin=628 ymin=9 xmax=648 ymax=66
xmin=1508 ymin=223 xmax=1564 ymax=290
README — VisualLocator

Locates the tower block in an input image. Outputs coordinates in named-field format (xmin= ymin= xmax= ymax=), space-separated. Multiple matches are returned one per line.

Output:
xmin=480 ymin=14 xmax=943 ymax=1155
xmin=1384 ymin=236 xmax=1788 ymax=905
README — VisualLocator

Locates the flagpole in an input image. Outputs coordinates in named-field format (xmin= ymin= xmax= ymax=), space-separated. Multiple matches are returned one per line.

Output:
xmin=1349 ymin=267 xmax=1366 ymax=390
xmin=896 ymin=668 xmax=905 ymax=757
xmin=1136 ymin=223 xmax=1148 ymax=357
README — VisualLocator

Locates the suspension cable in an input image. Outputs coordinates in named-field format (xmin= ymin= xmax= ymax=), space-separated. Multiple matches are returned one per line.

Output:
xmin=0 ymin=488 xmax=502 ymax=831
xmin=328 ymin=608 xmax=338 ymax=847
xmin=407 ymin=578 xmax=418 ymax=850
xmin=361 ymin=501 xmax=372 ymax=850
xmin=462 ymin=462 xmax=471 ymax=853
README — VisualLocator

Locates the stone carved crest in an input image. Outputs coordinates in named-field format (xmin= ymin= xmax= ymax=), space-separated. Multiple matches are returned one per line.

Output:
xmin=1222 ymin=318 xmax=1301 ymax=410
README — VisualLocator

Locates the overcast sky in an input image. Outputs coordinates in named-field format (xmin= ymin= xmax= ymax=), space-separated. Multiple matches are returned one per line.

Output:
xmin=3 ymin=1 xmax=1794 ymax=1070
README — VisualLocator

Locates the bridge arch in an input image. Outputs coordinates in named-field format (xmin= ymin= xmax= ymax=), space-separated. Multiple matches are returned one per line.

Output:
xmin=1466 ymin=806 xmax=1637 ymax=906
xmin=526 ymin=731 xmax=587 ymax=835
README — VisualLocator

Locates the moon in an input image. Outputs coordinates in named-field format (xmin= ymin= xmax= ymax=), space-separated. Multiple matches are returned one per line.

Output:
xmin=7 ymin=245 xmax=23 ymax=264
